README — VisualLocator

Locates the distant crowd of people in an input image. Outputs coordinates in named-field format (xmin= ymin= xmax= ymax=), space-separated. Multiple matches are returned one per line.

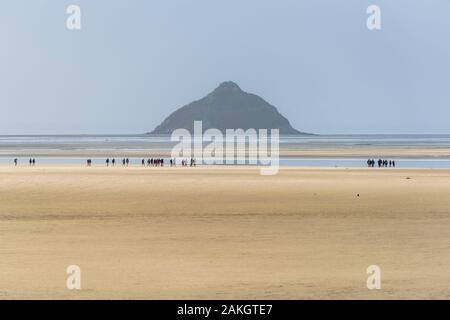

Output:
xmin=11 ymin=157 xmax=199 ymax=167
xmin=138 ymin=158 xmax=196 ymax=167
xmin=84 ymin=157 xmax=197 ymax=167
xmin=11 ymin=157 xmax=394 ymax=169
xmin=142 ymin=158 xmax=166 ymax=167
xmin=367 ymin=159 xmax=396 ymax=168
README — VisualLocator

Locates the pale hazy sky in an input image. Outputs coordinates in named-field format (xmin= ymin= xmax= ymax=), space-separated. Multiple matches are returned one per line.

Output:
xmin=1 ymin=0 xmax=449 ymax=134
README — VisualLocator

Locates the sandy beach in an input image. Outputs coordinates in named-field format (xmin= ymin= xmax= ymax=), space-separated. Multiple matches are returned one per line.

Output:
xmin=1 ymin=165 xmax=450 ymax=299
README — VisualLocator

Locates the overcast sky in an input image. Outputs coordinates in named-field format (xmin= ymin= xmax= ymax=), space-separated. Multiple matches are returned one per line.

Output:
xmin=1 ymin=0 xmax=449 ymax=134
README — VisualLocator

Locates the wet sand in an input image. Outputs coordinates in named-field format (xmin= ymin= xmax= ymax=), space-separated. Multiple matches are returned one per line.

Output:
xmin=1 ymin=165 xmax=450 ymax=299
xmin=2 ymin=146 xmax=450 ymax=158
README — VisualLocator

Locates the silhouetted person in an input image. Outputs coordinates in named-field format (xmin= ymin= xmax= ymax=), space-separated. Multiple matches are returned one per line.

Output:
xmin=106 ymin=158 xmax=110 ymax=166
xmin=126 ymin=158 xmax=129 ymax=166
xmin=14 ymin=158 xmax=18 ymax=166
xmin=112 ymin=158 xmax=115 ymax=166
xmin=32 ymin=158 xmax=35 ymax=166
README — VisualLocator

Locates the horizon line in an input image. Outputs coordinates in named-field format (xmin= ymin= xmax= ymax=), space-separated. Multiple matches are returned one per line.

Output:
xmin=2 ymin=132 xmax=450 ymax=136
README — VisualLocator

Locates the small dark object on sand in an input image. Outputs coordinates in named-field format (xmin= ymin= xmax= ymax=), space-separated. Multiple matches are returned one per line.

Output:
xmin=357 ymin=194 xmax=360 ymax=197
xmin=406 ymin=177 xmax=411 ymax=180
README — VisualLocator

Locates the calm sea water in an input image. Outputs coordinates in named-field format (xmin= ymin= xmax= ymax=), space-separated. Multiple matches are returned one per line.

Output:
xmin=1 ymin=134 xmax=450 ymax=168
xmin=2 ymin=134 xmax=450 ymax=147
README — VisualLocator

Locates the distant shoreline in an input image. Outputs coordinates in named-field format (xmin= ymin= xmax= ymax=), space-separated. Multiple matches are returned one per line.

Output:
xmin=1 ymin=147 xmax=450 ymax=159
xmin=2 ymin=135 xmax=450 ymax=167
xmin=4 ymin=133 xmax=450 ymax=137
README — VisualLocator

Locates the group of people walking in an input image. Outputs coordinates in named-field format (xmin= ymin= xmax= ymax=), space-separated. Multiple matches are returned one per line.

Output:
xmin=142 ymin=158 xmax=166 ymax=167
xmin=367 ymin=159 xmax=396 ymax=168
xmin=84 ymin=158 xmax=198 ymax=167
xmin=12 ymin=157 xmax=397 ymax=169
xmin=181 ymin=158 xmax=196 ymax=167
xmin=13 ymin=158 xmax=36 ymax=166
xmin=138 ymin=158 xmax=196 ymax=167
xmin=99 ymin=158 xmax=132 ymax=167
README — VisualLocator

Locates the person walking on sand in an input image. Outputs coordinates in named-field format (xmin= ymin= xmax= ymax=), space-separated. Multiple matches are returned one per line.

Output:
xmin=106 ymin=158 xmax=110 ymax=167
xmin=32 ymin=158 xmax=35 ymax=166
xmin=126 ymin=158 xmax=129 ymax=166
xmin=14 ymin=158 xmax=18 ymax=166
xmin=122 ymin=158 xmax=126 ymax=166
xmin=393 ymin=160 xmax=396 ymax=168
xmin=112 ymin=158 xmax=115 ymax=166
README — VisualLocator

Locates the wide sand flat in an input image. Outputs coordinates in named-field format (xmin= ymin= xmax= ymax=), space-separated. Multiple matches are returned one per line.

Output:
xmin=1 ymin=165 xmax=450 ymax=299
